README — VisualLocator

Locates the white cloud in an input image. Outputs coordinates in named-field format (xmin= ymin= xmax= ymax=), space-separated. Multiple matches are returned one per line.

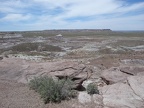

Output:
xmin=67 ymin=14 xmax=144 ymax=30
xmin=117 ymin=2 xmax=144 ymax=12
xmin=1 ymin=14 xmax=31 ymax=22
xmin=1 ymin=0 xmax=144 ymax=18
xmin=0 ymin=0 xmax=144 ymax=30
xmin=67 ymin=0 xmax=121 ymax=16
xmin=17 ymin=14 xmax=144 ymax=31
xmin=0 ymin=7 xmax=15 ymax=13
xmin=0 ymin=0 xmax=31 ymax=14
xmin=32 ymin=0 xmax=144 ymax=18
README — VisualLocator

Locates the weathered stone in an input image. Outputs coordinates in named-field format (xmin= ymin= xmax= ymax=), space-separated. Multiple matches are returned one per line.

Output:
xmin=127 ymin=76 xmax=144 ymax=100
xmin=101 ymin=67 xmax=130 ymax=84
xmin=93 ymin=94 xmax=103 ymax=107
xmin=78 ymin=92 xmax=103 ymax=108
xmin=120 ymin=66 xmax=144 ymax=75
xmin=82 ymin=80 xmax=93 ymax=89
xmin=0 ymin=58 xmax=92 ymax=89
xmin=102 ymin=82 xmax=144 ymax=108
xmin=78 ymin=92 xmax=91 ymax=104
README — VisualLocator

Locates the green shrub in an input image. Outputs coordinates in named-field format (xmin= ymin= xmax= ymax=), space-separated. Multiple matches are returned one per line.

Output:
xmin=86 ymin=83 xmax=99 ymax=95
xmin=29 ymin=76 xmax=77 ymax=104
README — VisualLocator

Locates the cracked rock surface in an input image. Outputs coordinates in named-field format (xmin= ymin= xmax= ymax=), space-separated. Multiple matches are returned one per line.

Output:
xmin=99 ymin=60 xmax=144 ymax=108
xmin=1 ymin=57 xmax=144 ymax=108
xmin=102 ymin=81 xmax=144 ymax=108
xmin=0 ymin=57 xmax=92 ymax=89
xmin=127 ymin=76 xmax=144 ymax=101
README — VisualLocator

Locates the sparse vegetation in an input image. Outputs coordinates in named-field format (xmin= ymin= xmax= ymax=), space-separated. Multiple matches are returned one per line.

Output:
xmin=21 ymin=31 xmax=144 ymax=37
xmin=29 ymin=76 xmax=77 ymax=104
xmin=11 ymin=43 xmax=63 ymax=52
xmin=86 ymin=83 xmax=99 ymax=95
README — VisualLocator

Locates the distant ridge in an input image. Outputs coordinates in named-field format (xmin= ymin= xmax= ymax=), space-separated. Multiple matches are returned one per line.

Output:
xmin=0 ymin=29 xmax=112 ymax=33
xmin=43 ymin=29 xmax=112 ymax=32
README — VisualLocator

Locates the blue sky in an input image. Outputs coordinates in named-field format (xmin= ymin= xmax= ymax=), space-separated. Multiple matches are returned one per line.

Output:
xmin=0 ymin=0 xmax=144 ymax=31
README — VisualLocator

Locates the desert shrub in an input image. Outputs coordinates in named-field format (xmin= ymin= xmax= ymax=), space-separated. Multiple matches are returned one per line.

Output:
xmin=29 ymin=76 xmax=77 ymax=104
xmin=86 ymin=83 xmax=99 ymax=95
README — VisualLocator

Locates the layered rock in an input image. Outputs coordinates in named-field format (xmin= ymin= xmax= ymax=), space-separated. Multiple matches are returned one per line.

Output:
xmin=101 ymin=67 xmax=130 ymax=84
xmin=1 ymin=57 xmax=144 ymax=108
xmin=101 ymin=66 xmax=144 ymax=84
xmin=120 ymin=66 xmax=144 ymax=76
xmin=0 ymin=57 xmax=92 ymax=89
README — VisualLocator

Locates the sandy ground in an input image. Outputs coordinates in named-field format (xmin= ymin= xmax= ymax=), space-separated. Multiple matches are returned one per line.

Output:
xmin=0 ymin=80 xmax=46 ymax=108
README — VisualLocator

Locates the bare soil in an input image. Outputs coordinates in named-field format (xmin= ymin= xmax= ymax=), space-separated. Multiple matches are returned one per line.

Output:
xmin=0 ymin=80 xmax=45 ymax=108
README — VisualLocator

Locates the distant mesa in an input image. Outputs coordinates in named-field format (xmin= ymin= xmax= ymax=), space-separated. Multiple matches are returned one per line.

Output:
xmin=43 ymin=29 xmax=112 ymax=32
xmin=0 ymin=29 xmax=112 ymax=33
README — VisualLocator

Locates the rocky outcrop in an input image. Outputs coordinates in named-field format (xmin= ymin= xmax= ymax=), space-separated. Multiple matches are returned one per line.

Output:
xmin=78 ymin=92 xmax=103 ymax=108
xmin=1 ymin=57 xmax=144 ymax=108
xmin=78 ymin=75 xmax=144 ymax=108
xmin=101 ymin=67 xmax=130 ymax=84
xmin=0 ymin=57 xmax=92 ymax=89
xmin=78 ymin=66 xmax=144 ymax=108
xmin=120 ymin=66 xmax=144 ymax=76
xmin=101 ymin=66 xmax=144 ymax=84
xmin=102 ymin=81 xmax=144 ymax=108
xmin=78 ymin=92 xmax=91 ymax=104
xmin=127 ymin=76 xmax=144 ymax=100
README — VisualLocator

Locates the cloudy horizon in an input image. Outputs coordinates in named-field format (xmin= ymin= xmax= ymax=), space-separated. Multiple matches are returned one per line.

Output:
xmin=0 ymin=0 xmax=144 ymax=31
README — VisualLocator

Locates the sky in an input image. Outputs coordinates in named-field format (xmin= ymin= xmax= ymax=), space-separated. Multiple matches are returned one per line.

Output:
xmin=0 ymin=0 xmax=144 ymax=31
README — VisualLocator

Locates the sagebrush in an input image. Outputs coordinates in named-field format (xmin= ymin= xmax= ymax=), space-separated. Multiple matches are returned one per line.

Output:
xmin=86 ymin=83 xmax=99 ymax=95
xmin=29 ymin=76 xmax=77 ymax=104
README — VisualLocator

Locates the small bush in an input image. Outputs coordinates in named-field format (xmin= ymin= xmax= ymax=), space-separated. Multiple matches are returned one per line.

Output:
xmin=86 ymin=83 xmax=99 ymax=95
xmin=29 ymin=76 xmax=77 ymax=104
